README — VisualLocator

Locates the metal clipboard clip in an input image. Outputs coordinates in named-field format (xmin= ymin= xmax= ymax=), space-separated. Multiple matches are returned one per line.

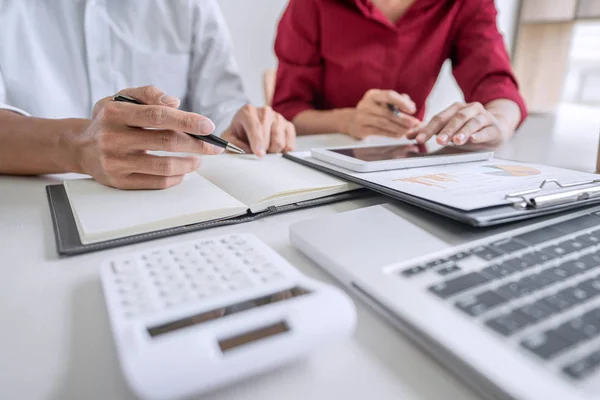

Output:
xmin=505 ymin=179 xmax=600 ymax=209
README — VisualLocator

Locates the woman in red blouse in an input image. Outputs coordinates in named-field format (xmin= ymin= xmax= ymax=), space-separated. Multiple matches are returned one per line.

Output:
xmin=272 ymin=0 xmax=527 ymax=149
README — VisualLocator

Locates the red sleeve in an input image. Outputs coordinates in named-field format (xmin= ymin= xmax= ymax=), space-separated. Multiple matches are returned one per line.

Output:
xmin=451 ymin=0 xmax=528 ymax=126
xmin=272 ymin=0 xmax=322 ymax=121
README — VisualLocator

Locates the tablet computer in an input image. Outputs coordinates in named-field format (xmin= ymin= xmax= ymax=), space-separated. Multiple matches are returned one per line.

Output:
xmin=311 ymin=144 xmax=493 ymax=173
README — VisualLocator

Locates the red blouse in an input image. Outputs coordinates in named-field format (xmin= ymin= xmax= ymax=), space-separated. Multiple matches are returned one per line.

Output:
xmin=273 ymin=0 xmax=527 ymax=125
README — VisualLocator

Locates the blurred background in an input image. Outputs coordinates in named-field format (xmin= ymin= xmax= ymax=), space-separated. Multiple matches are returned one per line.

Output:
xmin=218 ymin=0 xmax=600 ymax=114
xmin=219 ymin=0 xmax=600 ymax=170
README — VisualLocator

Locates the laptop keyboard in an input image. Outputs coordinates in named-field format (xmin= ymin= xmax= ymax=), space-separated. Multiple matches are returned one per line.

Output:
xmin=399 ymin=211 xmax=600 ymax=382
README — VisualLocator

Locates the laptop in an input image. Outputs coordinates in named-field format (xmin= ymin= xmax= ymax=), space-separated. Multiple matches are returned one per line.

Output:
xmin=290 ymin=203 xmax=600 ymax=400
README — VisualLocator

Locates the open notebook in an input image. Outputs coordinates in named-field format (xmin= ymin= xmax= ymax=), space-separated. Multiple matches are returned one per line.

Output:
xmin=61 ymin=155 xmax=360 ymax=245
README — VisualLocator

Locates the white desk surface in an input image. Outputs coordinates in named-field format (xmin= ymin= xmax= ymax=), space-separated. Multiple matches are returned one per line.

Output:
xmin=1 ymin=107 xmax=598 ymax=400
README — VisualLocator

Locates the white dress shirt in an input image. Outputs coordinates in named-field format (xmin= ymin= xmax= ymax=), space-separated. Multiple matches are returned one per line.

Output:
xmin=0 ymin=0 xmax=248 ymax=134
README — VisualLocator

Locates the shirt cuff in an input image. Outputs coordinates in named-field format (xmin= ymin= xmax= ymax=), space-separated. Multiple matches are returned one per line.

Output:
xmin=0 ymin=104 xmax=31 ymax=117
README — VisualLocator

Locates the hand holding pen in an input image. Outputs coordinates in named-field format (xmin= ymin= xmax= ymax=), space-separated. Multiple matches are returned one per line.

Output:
xmin=113 ymin=94 xmax=245 ymax=154
xmin=77 ymin=85 xmax=228 ymax=190
xmin=344 ymin=89 xmax=421 ymax=140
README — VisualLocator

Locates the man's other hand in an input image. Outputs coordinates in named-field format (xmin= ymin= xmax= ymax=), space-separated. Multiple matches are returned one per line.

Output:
xmin=221 ymin=105 xmax=296 ymax=157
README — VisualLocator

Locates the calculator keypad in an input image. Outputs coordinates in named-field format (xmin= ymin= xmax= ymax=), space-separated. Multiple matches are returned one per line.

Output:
xmin=108 ymin=235 xmax=288 ymax=319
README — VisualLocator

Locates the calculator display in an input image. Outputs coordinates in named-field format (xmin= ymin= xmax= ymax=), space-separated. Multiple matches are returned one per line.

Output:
xmin=147 ymin=287 xmax=310 ymax=338
xmin=218 ymin=321 xmax=289 ymax=352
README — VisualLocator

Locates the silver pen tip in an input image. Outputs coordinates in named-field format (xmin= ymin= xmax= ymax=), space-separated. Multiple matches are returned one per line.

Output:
xmin=226 ymin=143 xmax=246 ymax=154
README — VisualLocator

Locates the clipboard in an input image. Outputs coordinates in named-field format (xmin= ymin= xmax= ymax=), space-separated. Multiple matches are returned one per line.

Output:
xmin=283 ymin=152 xmax=600 ymax=227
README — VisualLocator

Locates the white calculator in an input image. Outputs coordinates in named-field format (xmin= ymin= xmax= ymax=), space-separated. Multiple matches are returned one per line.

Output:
xmin=100 ymin=233 xmax=357 ymax=400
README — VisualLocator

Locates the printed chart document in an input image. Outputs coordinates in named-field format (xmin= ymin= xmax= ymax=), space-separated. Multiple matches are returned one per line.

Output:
xmin=286 ymin=151 xmax=600 ymax=212
xmin=63 ymin=154 xmax=358 ymax=244
xmin=366 ymin=159 xmax=600 ymax=210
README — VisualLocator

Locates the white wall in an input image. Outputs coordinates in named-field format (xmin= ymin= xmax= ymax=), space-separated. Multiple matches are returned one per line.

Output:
xmin=217 ymin=0 xmax=288 ymax=106
xmin=218 ymin=0 xmax=521 ymax=113
xmin=497 ymin=0 xmax=521 ymax=54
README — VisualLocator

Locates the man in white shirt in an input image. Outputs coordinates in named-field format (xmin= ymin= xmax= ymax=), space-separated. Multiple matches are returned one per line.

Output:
xmin=0 ymin=0 xmax=295 ymax=189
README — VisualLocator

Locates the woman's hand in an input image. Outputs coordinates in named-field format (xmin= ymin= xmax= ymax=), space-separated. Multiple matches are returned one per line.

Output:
xmin=406 ymin=101 xmax=511 ymax=149
xmin=343 ymin=89 xmax=421 ymax=139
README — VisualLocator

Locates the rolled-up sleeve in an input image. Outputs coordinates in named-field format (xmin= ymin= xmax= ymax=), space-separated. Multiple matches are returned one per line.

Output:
xmin=187 ymin=0 xmax=248 ymax=135
xmin=451 ymin=0 xmax=527 ymax=126
xmin=0 ymin=68 xmax=30 ymax=116
xmin=272 ymin=0 xmax=322 ymax=121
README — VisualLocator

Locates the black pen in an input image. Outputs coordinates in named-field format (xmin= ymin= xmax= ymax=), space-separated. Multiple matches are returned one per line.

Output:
xmin=112 ymin=94 xmax=245 ymax=154
xmin=387 ymin=103 xmax=402 ymax=118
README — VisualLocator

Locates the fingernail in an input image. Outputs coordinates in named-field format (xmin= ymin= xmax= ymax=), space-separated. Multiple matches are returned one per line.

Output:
xmin=211 ymin=145 xmax=223 ymax=154
xmin=160 ymin=94 xmax=180 ymax=105
xmin=416 ymin=133 xmax=427 ymax=143
xmin=193 ymin=157 xmax=201 ymax=169
xmin=256 ymin=146 xmax=266 ymax=157
xmin=454 ymin=134 xmax=465 ymax=144
xmin=199 ymin=119 xmax=216 ymax=134
xmin=471 ymin=133 xmax=482 ymax=142
xmin=438 ymin=133 xmax=448 ymax=143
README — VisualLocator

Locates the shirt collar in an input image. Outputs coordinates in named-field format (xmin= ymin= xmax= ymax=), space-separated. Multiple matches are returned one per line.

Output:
xmin=346 ymin=0 xmax=439 ymax=17
xmin=351 ymin=0 xmax=373 ymax=16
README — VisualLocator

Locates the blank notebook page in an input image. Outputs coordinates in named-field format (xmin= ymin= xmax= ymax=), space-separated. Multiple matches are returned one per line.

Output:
xmin=64 ymin=174 xmax=247 ymax=243
xmin=198 ymin=154 xmax=348 ymax=206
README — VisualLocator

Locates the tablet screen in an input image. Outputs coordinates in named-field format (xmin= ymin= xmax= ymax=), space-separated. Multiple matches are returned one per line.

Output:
xmin=329 ymin=145 xmax=472 ymax=162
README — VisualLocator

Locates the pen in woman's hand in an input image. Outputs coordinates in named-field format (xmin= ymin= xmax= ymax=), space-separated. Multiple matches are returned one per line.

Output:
xmin=387 ymin=103 xmax=402 ymax=118
xmin=112 ymin=94 xmax=245 ymax=154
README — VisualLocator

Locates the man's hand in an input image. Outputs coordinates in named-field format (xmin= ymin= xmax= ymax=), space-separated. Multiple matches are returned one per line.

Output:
xmin=343 ymin=90 xmax=421 ymax=140
xmin=73 ymin=85 xmax=223 ymax=190
xmin=221 ymin=105 xmax=296 ymax=157
xmin=406 ymin=102 xmax=511 ymax=149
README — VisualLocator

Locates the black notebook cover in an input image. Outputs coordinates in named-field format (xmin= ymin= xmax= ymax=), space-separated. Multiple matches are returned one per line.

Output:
xmin=46 ymin=184 xmax=370 ymax=257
